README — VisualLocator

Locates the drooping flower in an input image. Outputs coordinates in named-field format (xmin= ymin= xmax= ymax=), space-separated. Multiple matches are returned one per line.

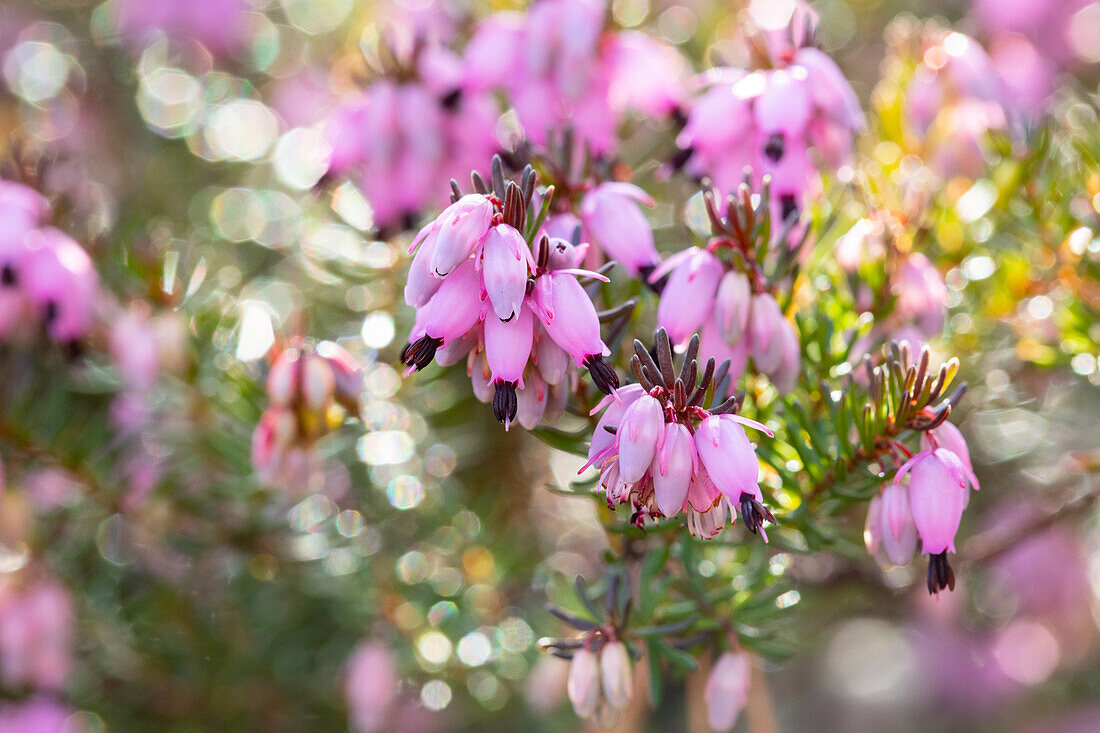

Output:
xmin=579 ymin=183 xmax=660 ymax=278
xmin=896 ymin=447 xmax=974 ymax=593
xmin=705 ymin=651 xmax=751 ymax=732
xmin=401 ymin=161 xmax=622 ymax=427
xmin=599 ymin=640 xmax=633 ymax=711
xmin=567 ymin=647 xmax=601 ymax=721
xmin=584 ymin=330 xmax=775 ymax=539
xmin=676 ymin=1 xmax=864 ymax=215
xmin=345 ymin=642 xmax=398 ymax=733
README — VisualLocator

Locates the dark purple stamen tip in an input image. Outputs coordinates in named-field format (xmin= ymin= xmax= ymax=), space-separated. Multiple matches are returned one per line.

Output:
xmin=927 ymin=551 xmax=956 ymax=595
xmin=440 ymin=88 xmax=462 ymax=111
xmin=584 ymin=354 xmax=620 ymax=395
xmin=0 ymin=264 xmax=16 ymax=287
xmin=400 ymin=335 xmax=442 ymax=371
xmin=780 ymin=194 xmax=799 ymax=224
xmin=638 ymin=264 xmax=666 ymax=295
xmin=764 ymin=132 xmax=785 ymax=163
xmin=738 ymin=492 xmax=776 ymax=535
xmin=492 ymin=380 xmax=518 ymax=424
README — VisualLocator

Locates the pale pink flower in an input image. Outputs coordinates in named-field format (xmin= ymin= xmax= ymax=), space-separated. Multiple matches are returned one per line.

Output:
xmin=705 ymin=651 xmax=750 ymax=732
xmin=600 ymin=640 xmax=633 ymax=711
xmin=21 ymin=227 xmax=98 ymax=344
xmin=567 ymin=647 xmax=601 ymax=721
xmin=655 ymin=248 xmax=724 ymax=346
xmin=580 ymin=183 xmax=659 ymax=278
xmin=345 ymin=642 xmax=398 ymax=733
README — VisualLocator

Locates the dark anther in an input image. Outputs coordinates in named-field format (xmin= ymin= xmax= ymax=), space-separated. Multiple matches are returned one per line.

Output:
xmin=44 ymin=300 xmax=58 ymax=324
xmin=669 ymin=145 xmax=694 ymax=173
xmin=926 ymin=551 xmax=956 ymax=595
xmin=440 ymin=88 xmax=462 ymax=111
xmin=779 ymin=194 xmax=799 ymax=224
xmin=401 ymin=211 xmax=419 ymax=233
xmin=584 ymin=354 xmax=620 ymax=395
xmin=637 ymin=264 xmax=667 ymax=295
xmin=0 ymin=264 xmax=16 ymax=287
xmin=400 ymin=335 xmax=442 ymax=371
xmin=670 ymin=105 xmax=688 ymax=130
xmin=65 ymin=340 xmax=83 ymax=360
xmin=492 ymin=380 xmax=519 ymax=424
xmin=764 ymin=132 xmax=785 ymax=163
xmin=738 ymin=492 xmax=776 ymax=536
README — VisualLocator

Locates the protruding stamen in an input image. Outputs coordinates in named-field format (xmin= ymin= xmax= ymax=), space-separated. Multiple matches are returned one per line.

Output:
xmin=738 ymin=493 xmax=776 ymax=537
xmin=400 ymin=335 xmax=442 ymax=372
xmin=780 ymin=195 xmax=799 ymax=224
xmin=492 ymin=380 xmax=519 ymax=424
xmin=584 ymin=355 xmax=620 ymax=395
xmin=926 ymin=551 xmax=956 ymax=595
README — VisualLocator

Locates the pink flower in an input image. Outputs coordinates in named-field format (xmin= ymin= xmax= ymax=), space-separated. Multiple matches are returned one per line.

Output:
xmin=404 ymin=226 xmax=443 ymax=308
xmin=0 ymin=698 xmax=71 ymax=733
xmin=580 ymin=183 xmax=659 ymax=278
xmin=0 ymin=579 xmax=72 ymax=691
xmin=705 ymin=651 xmax=750 ymax=732
xmin=713 ymin=272 xmax=752 ymax=346
xmin=921 ymin=421 xmax=980 ymax=491
xmin=896 ymin=447 xmax=974 ymax=593
xmin=694 ymin=414 xmax=774 ymax=538
xmin=878 ymin=480 xmax=919 ymax=566
xmin=345 ymin=642 xmax=397 ymax=733
xmin=655 ymin=248 xmax=724 ymax=345
xmin=485 ymin=305 xmax=535 ymax=425
xmin=533 ymin=272 xmax=616 ymax=391
xmin=112 ymin=0 xmax=250 ymax=56
xmin=430 ymin=194 xmax=494 ymax=277
xmin=481 ymin=224 xmax=533 ymax=321
xmin=893 ymin=253 xmax=947 ymax=339
xmin=748 ymin=293 xmax=786 ymax=374
xmin=652 ymin=423 xmax=696 ymax=517
xmin=567 ymin=647 xmax=601 ymax=721
xmin=110 ymin=310 xmax=159 ymax=392
xmin=600 ymin=640 xmax=633 ymax=711
xmin=616 ymin=395 xmax=664 ymax=484
xmin=21 ymin=227 xmax=98 ymax=344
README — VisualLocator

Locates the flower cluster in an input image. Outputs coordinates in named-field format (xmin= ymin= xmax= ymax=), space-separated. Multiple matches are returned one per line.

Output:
xmin=901 ymin=29 xmax=1009 ymax=178
xmin=400 ymin=161 xmax=621 ymax=426
xmin=653 ymin=187 xmax=802 ymax=391
xmin=676 ymin=1 xmax=864 ymax=218
xmin=865 ymin=420 xmax=979 ymax=594
xmin=566 ymin=636 xmax=634 ymax=727
xmin=585 ymin=330 xmax=775 ymax=539
xmin=323 ymin=37 xmax=499 ymax=231
xmin=465 ymin=0 xmax=684 ymax=156
xmin=251 ymin=341 xmax=362 ymax=490
xmin=0 ymin=181 xmax=98 ymax=349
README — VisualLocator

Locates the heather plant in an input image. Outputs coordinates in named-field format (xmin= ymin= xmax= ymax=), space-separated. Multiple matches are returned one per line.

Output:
xmin=0 ymin=1 xmax=1096 ymax=732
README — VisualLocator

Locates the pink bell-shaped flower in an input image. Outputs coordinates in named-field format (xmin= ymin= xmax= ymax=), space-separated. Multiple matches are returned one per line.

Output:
xmin=345 ymin=642 xmax=397 ymax=733
xmin=651 ymin=422 xmax=696 ymax=517
xmin=705 ymin=651 xmax=750 ymax=732
xmin=404 ymin=226 xmax=442 ymax=308
xmin=896 ymin=447 xmax=972 ymax=593
xmin=481 ymin=224 xmax=532 ymax=321
xmin=616 ymin=394 xmax=664 ymax=484
xmin=533 ymin=273 xmax=618 ymax=394
xmin=567 ymin=647 xmax=601 ymax=721
xmin=656 ymin=248 xmax=724 ymax=345
xmin=430 ymin=194 xmax=493 ymax=277
xmin=600 ymin=640 xmax=633 ymax=711
xmin=21 ymin=228 xmax=98 ymax=344
xmin=921 ymin=421 xmax=980 ymax=491
xmin=695 ymin=414 xmax=774 ymax=537
xmin=580 ymin=182 xmax=659 ymax=278
xmin=879 ymin=481 xmax=919 ymax=566
xmin=748 ymin=293 xmax=786 ymax=373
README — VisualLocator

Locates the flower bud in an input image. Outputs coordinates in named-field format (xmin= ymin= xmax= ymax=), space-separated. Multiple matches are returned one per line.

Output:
xmin=421 ymin=259 xmax=482 ymax=344
xmin=567 ymin=648 xmax=601 ymax=721
xmin=580 ymin=182 xmax=659 ymax=277
xmin=300 ymin=354 xmax=336 ymax=412
xmin=656 ymin=249 xmax=724 ymax=346
xmin=481 ymin=224 xmax=531 ymax=321
xmin=600 ymin=640 xmax=633 ymax=711
xmin=652 ymin=423 xmax=695 ymax=517
xmin=516 ymin=371 xmax=548 ymax=430
xmin=713 ymin=271 xmax=751 ymax=346
xmin=430 ymin=194 xmax=493 ymax=277
xmin=404 ymin=227 xmax=442 ymax=308
xmin=616 ymin=395 xmax=664 ymax=484
xmin=587 ymin=384 xmax=645 ymax=468
xmin=749 ymin=293 xmax=786 ymax=373
xmin=879 ymin=481 xmax=918 ymax=566
xmin=267 ymin=349 xmax=300 ymax=406
xmin=705 ymin=651 xmax=750 ymax=732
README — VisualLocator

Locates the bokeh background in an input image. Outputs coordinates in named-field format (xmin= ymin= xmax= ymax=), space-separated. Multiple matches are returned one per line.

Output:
xmin=0 ymin=0 xmax=1097 ymax=731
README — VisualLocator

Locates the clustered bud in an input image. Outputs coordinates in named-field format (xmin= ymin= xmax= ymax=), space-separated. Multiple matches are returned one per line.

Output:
xmin=704 ymin=650 xmax=751 ymax=732
xmin=584 ymin=330 xmax=776 ymax=540
xmin=565 ymin=636 xmax=634 ymax=726
xmin=400 ymin=160 xmax=621 ymax=427
xmin=252 ymin=341 xmax=362 ymax=489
